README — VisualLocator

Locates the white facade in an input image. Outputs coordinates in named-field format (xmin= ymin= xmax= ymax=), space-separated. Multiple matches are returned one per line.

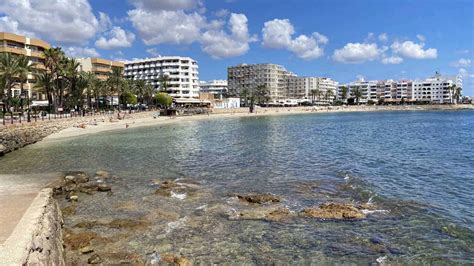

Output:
xmin=214 ymin=97 xmax=241 ymax=109
xmin=337 ymin=73 xmax=462 ymax=104
xmin=200 ymin=80 xmax=228 ymax=99
xmin=124 ymin=56 xmax=199 ymax=99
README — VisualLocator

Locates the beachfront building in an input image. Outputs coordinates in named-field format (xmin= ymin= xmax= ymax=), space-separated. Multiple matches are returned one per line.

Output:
xmin=287 ymin=77 xmax=338 ymax=105
xmin=412 ymin=73 xmax=462 ymax=104
xmin=228 ymin=63 xmax=296 ymax=103
xmin=124 ymin=56 xmax=200 ymax=99
xmin=77 ymin=58 xmax=124 ymax=81
xmin=199 ymin=80 xmax=228 ymax=99
xmin=337 ymin=73 xmax=462 ymax=104
xmin=0 ymin=31 xmax=50 ymax=100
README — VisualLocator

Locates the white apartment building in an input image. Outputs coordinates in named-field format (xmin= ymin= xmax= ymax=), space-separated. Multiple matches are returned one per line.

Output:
xmin=228 ymin=63 xmax=295 ymax=102
xmin=337 ymin=73 xmax=462 ymax=104
xmin=412 ymin=73 xmax=462 ymax=104
xmin=199 ymin=80 xmax=228 ymax=99
xmin=288 ymin=77 xmax=338 ymax=104
xmin=124 ymin=56 xmax=199 ymax=99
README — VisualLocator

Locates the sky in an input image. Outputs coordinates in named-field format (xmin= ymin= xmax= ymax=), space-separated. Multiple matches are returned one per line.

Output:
xmin=1 ymin=0 xmax=473 ymax=95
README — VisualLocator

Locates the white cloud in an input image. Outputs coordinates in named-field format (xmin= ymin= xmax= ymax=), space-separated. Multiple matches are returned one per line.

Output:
xmin=458 ymin=68 xmax=468 ymax=77
xmin=378 ymin=33 xmax=388 ymax=42
xmin=332 ymin=43 xmax=385 ymax=63
xmin=0 ymin=0 xmax=101 ymax=44
xmin=98 ymin=12 xmax=112 ymax=32
xmin=0 ymin=16 xmax=35 ymax=36
xmin=201 ymin=13 xmax=255 ymax=59
xmin=146 ymin=48 xmax=160 ymax=57
xmin=95 ymin=27 xmax=135 ymax=49
xmin=215 ymin=9 xmax=230 ymax=18
xmin=128 ymin=9 xmax=205 ymax=45
xmin=262 ymin=19 xmax=327 ymax=60
xmin=382 ymin=56 xmax=403 ymax=64
xmin=416 ymin=34 xmax=426 ymax=42
xmin=391 ymin=41 xmax=437 ymax=59
xmin=130 ymin=0 xmax=197 ymax=11
xmin=64 ymin=46 xmax=100 ymax=58
xmin=451 ymin=58 xmax=472 ymax=67
xmin=128 ymin=2 xmax=255 ymax=59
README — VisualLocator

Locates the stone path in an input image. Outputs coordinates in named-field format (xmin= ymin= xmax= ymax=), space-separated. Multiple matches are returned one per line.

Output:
xmin=0 ymin=173 xmax=61 ymax=244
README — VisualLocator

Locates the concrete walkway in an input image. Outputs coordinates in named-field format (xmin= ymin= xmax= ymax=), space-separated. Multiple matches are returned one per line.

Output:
xmin=0 ymin=173 xmax=61 ymax=245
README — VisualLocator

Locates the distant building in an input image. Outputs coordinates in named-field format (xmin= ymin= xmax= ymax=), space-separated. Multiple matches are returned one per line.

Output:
xmin=77 ymin=57 xmax=124 ymax=80
xmin=200 ymin=80 xmax=228 ymax=99
xmin=0 ymin=31 xmax=50 ymax=100
xmin=337 ymin=73 xmax=462 ymax=104
xmin=228 ymin=63 xmax=295 ymax=102
xmin=124 ymin=56 xmax=199 ymax=99
xmin=214 ymin=98 xmax=241 ymax=109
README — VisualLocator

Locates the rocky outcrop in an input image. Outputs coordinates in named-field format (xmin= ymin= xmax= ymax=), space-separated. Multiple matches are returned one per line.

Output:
xmin=236 ymin=193 xmax=281 ymax=204
xmin=300 ymin=202 xmax=366 ymax=219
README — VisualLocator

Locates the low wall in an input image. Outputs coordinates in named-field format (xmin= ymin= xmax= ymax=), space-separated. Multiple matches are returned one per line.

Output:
xmin=0 ymin=189 xmax=65 ymax=265
xmin=0 ymin=111 xmax=154 ymax=156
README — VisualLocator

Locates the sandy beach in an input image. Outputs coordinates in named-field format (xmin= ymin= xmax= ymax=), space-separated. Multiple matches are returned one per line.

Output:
xmin=44 ymin=104 xmax=474 ymax=142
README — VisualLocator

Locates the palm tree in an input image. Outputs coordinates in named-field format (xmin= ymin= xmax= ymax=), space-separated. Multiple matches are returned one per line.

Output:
xmin=158 ymin=73 xmax=169 ymax=93
xmin=310 ymin=88 xmax=321 ymax=105
xmin=107 ymin=66 xmax=124 ymax=109
xmin=0 ymin=53 xmax=20 ymax=108
xmin=341 ymin=86 xmax=348 ymax=102
xmin=34 ymin=71 xmax=54 ymax=112
xmin=63 ymin=58 xmax=82 ymax=109
xmin=17 ymin=55 xmax=37 ymax=102
xmin=352 ymin=87 xmax=363 ymax=105
xmin=133 ymin=80 xmax=146 ymax=104
xmin=255 ymin=85 xmax=270 ymax=106
xmin=455 ymin=86 xmax=462 ymax=104
xmin=143 ymin=83 xmax=155 ymax=106
xmin=43 ymin=47 xmax=66 ymax=111
xmin=325 ymin=89 xmax=334 ymax=105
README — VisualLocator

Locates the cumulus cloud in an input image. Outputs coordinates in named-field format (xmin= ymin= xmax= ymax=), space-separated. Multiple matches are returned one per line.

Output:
xmin=382 ymin=56 xmax=403 ymax=64
xmin=0 ymin=0 xmax=102 ymax=44
xmin=201 ymin=13 xmax=256 ymax=59
xmin=332 ymin=43 xmax=386 ymax=63
xmin=262 ymin=19 xmax=327 ymax=60
xmin=95 ymin=27 xmax=135 ymax=49
xmin=146 ymin=48 xmax=161 ymax=57
xmin=128 ymin=9 xmax=205 ymax=45
xmin=451 ymin=58 xmax=472 ymax=67
xmin=215 ymin=9 xmax=230 ymax=18
xmin=378 ymin=33 xmax=388 ymax=42
xmin=128 ymin=1 xmax=255 ymax=59
xmin=0 ymin=16 xmax=35 ymax=37
xmin=391 ymin=41 xmax=437 ymax=59
xmin=64 ymin=46 xmax=100 ymax=58
xmin=129 ymin=0 xmax=197 ymax=11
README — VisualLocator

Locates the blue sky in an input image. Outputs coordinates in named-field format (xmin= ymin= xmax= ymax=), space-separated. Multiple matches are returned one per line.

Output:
xmin=1 ymin=0 xmax=473 ymax=95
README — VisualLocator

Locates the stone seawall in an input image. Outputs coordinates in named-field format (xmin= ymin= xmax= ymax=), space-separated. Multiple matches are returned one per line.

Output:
xmin=0 ymin=112 xmax=154 ymax=156
xmin=0 ymin=189 xmax=65 ymax=265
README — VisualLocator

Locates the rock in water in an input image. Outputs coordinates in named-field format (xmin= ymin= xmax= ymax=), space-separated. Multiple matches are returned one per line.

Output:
xmin=300 ymin=202 xmax=366 ymax=219
xmin=88 ymin=254 xmax=102 ymax=264
xmin=160 ymin=253 xmax=189 ymax=266
xmin=97 ymin=184 xmax=111 ymax=192
xmin=236 ymin=193 xmax=281 ymax=204
xmin=69 ymin=195 xmax=79 ymax=202
xmin=80 ymin=246 xmax=94 ymax=254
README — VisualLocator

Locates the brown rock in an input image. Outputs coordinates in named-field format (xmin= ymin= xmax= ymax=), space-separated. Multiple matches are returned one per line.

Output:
xmin=229 ymin=206 xmax=291 ymax=222
xmin=88 ymin=254 xmax=102 ymax=264
xmin=95 ymin=170 xmax=110 ymax=178
xmin=62 ymin=204 xmax=77 ymax=216
xmin=80 ymin=246 xmax=94 ymax=254
xmin=300 ymin=202 xmax=366 ymax=219
xmin=97 ymin=184 xmax=111 ymax=192
xmin=161 ymin=253 xmax=189 ymax=266
xmin=236 ymin=193 xmax=281 ymax=204
xmin=108 ymin=219 xmax=150 ymax=230
xmin=64 ymin=231 xmax=98 ymax=250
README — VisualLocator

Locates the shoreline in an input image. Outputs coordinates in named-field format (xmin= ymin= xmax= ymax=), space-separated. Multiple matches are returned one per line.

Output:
xmin=44 ymin=104 xmax=474 ymax=142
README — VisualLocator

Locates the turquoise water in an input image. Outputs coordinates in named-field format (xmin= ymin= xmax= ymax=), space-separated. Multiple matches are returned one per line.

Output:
xmin=1 ymin=110 xmax=473 ymax=263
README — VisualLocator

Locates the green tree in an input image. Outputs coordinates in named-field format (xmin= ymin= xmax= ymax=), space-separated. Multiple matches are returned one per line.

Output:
xmin=17 ymin=55 xmax=37 ymax=106
xmin=107 ymin=66 xmax=124 ymax=109
xmin=352 ymin=87 xmax=363 ymax=105
xmin=325 ymin=89 xmax=334 ymax=105
xmin=158 ymin=73 xmax=169 ymax=92
xmin=310 ymin=88 xmax=322 ymax=105
xmin=255 ymin=85 xmax=270 ymax=106
xmin=155 ymin=92 xmax=173 ymax=108
xmin=0 ymin=53 xmax=20 ymax=108
xmin=340 ymin=86 xmax=348 ymax=102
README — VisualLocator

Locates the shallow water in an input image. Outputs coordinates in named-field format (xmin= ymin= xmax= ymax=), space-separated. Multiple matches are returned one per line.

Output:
xmin=1 ymin=110 xmax=473 ymax=263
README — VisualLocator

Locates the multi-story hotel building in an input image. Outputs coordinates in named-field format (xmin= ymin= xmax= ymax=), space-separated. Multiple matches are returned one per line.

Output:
xmin=0 ymin=32 xmax=50 ymax=99
xmin=77 ymin=57 xmax=124 ymax=80
xmin=199 ymin=80 xmax=228 ymax=99
xmin=287 ymin=76 xmax=338 ymax=104
xmin=337 ymin=73 xmax=462 ymax=104
xmin=228 ymin=63 xmax=295 ymax=102
xmin=124 ymin=56 xmax=199 ymax=99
